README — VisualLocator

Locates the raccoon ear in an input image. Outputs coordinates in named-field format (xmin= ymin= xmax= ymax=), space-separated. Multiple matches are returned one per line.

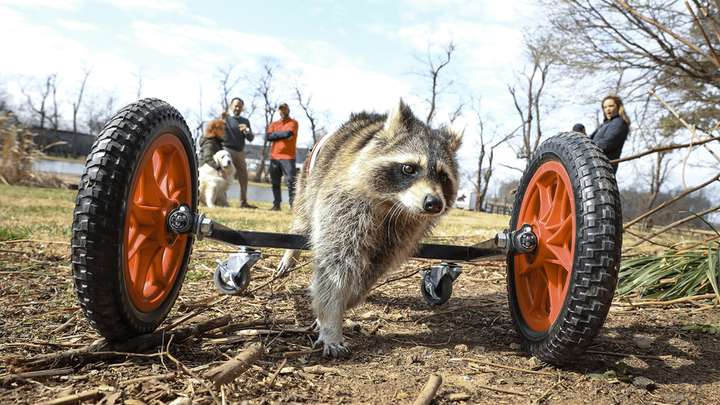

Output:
xmin=447 ymin=129 xmax=463 ymax=152
xmin=383 ymin=99 xmax=414 ymax=135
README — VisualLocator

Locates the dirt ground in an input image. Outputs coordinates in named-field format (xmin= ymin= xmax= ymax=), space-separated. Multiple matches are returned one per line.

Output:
xmin=1 ymin=241 xmax=720 ymax=404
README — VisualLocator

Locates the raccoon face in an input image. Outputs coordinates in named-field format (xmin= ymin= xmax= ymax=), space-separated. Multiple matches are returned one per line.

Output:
xmin=361 ymin=100 xmax=461 ymax=217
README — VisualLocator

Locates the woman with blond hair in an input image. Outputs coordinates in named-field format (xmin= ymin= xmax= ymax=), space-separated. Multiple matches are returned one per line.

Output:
xmin=589 ymin=95 xmax=630 ymax=173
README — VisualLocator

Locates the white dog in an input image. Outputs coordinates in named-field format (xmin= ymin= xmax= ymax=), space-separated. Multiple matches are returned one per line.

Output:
xmin=198 ymin=149 xmax=236 ymax=207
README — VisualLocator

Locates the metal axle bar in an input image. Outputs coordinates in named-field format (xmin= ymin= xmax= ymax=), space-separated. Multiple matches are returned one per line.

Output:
xmin=168 ymin=208 xmax=536 ymax=262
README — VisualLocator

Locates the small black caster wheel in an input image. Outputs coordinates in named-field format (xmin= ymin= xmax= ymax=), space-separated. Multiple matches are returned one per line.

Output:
xmin=421 ymin=272 xmax=453 ymax=306
xmin=213 ymin=250 xmax=259 ymax=295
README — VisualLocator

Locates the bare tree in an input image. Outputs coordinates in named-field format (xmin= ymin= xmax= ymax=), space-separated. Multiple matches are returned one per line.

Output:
xmin=134 ymin=68 xmax=143 ymax=100
xmin=217 ymin=64 xmax=243 ymax=113
xmin=420 ymin=42 xmax=457 ymax=126
xmin=50 ymin=76 xmax=59 ymax=130
xmin=545 ymin=0 xmax=720 ymax=126
xmin=294 ymin=86 xmax=320 ymax=145
xmin=0 ymin=80 xmax=9 ymax=112
xmin=253 ymin=63 xmax=277 ymax=182
xmin=72 ymin=70 xmax=91 ymax=135
xmin=21 ymin=74 xmax=57 ymax=129
xmin=508 ymin=36 xmax=557 ymax=162
xmin=85 ymin=94 xmax=116 ymax=135
xmin=471 ymin=101 xmax=519 ymax=211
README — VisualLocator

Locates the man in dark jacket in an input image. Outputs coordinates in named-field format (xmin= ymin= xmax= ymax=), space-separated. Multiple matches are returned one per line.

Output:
xmin=223 ymin=97 xmax=256 ymax=208
xmin=589 ymin=95 xmax=630 ymax=173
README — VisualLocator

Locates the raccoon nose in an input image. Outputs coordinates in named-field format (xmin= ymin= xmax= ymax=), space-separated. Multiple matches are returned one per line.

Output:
xmin=423 ymin=194 xmax=443 ymax=214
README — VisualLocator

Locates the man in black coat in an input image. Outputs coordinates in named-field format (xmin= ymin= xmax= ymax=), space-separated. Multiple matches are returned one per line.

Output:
xmin=223 ymin=97 xmax=257 ymax=208
xmin=589 ymin=95 xmax=630 ymax=173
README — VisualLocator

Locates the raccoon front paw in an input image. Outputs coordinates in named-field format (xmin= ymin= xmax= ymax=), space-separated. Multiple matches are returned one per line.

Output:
xmin=314 ymin=337 xmax=351 ymax=358
xmin=275 ymin=251 xmax=297 ymax=278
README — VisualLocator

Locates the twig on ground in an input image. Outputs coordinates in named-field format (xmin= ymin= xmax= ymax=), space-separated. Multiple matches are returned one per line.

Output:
xmin=162 ymin=296 xmax=231 ymax=331
xmin=204 ymin=342 xmax=264 ymax=387
xmin=371 ymin=266 xmax=426 ymax=292
xmin=615 ymin=293 xmax=718 ymax=307
xmin=586 ymin=349 xmax=672 ymax=360
xmin=449 ymin=358 xmax=556 ymax=376
xmin=36 ymin=388 xmax=108 ymax=405
xmin=17 ymin=315 xmax=232 ymax=370
xmin=413 ymin=374 xmax=442 ymax=405
xmin=247 ymin=259 xmax=312 ymax=294
xmin=118 ymin=372 xmax=177 ymax=387
xmin=475 ymin=383 xmax=529 ymax=397
xmin=534 ymin=379 xmax=562 ymax=404
xmin=266 ymin=358 xmax=287 ymax=388
xmin=0 ymin=368 xmax=74 ymax=386
xmin=50 ymin=311 xmax=78 ymax=335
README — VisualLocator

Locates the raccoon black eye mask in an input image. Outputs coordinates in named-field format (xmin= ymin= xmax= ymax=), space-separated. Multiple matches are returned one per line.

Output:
xmin=276 ymin=99 xmax=461 ymax=358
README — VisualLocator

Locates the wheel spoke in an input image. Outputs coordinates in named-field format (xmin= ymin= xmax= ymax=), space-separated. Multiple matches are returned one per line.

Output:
xmin=529 ymin=271 xmax=549 ymax=315
xmin=537 ymin=182 xmax=553 ymax=222
xmin=139 ymin=158 xmax=164 ymax=205
xmin=545 ymin=264 xmax=567 ymax=321
xmin=129 ymin=243 xmax=161 ymax=295
xmin=153 ymin=149 xmax=171 ymax=200
xmin=545 ymin=177 xmax=565 ymax=225
xmin=546 ymin=216 xmax=574 ymax=270
xmin=146 ymin=246 xmax=167 ymax=296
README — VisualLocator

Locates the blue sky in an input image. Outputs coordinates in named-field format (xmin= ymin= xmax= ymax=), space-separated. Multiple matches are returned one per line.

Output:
xmin=5 ymin=0 xmax=712 ymax=197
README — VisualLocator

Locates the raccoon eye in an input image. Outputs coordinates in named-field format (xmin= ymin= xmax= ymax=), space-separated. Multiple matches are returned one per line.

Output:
xmin=401 ymin=164 xmax=416 ymax=175
xmin=438 ymin=171 xmax=449 ymax=183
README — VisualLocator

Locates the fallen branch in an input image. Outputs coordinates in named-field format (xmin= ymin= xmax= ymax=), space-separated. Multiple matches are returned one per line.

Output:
xmin=612 ymin=136 xmax=720 ymax=164
xmin=623 ymin=172 xmax=720 ymax=230
xmin=17 ymin=315 xmax=232 ymax=370
xmin=413 ymin=374 xmax=442 ymax=405
xmin=204 ymin=343 xmax=264 ymax=387
xmin=36 ymin=388 xmax=108 ymax=405
xmin=628 ymin=203 xmax=720 ymax=248
xmin=615 ymin=293 xmax=717 ymax=307
xmin=0 ymin=367 xmax=74 ymax=385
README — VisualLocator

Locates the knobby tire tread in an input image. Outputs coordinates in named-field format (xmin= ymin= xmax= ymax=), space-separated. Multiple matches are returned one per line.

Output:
xmin=507 ymin=132 xmax=623 ymax=364
xmin=71 ymin=98 xmax=197 ymax=341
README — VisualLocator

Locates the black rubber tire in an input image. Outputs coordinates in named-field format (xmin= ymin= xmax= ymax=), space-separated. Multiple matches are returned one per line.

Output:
xmin=421 ymin=273 xmax=453 ymax=306
xmin=507 ymin=132 xmax=622 ymax=365
xmin=71 ymin=98 xmax=197 ymax=341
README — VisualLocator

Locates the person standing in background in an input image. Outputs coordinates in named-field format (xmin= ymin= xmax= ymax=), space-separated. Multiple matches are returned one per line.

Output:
xmin=223 ymin=97 xmax=257 ymax=209
xmin=266 ymin=103 xmax=299 ymax=211
xmin=589 ymin=95 xmax=630 ymax=173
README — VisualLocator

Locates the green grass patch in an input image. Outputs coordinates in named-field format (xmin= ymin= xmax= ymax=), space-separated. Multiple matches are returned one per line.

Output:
xmin=0 ymin=225 xmax=31 ymax=241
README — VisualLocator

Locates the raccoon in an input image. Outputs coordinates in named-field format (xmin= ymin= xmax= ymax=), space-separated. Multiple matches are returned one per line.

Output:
xmin=277 ymin=100 xmax=461 ymax=357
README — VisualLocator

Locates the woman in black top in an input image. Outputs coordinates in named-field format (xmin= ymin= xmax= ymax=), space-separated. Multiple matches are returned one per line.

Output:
xmin=200 ymin=118 xmax=226 ymax=170
xmin=589 ymin=95 xmax=630 ymax=173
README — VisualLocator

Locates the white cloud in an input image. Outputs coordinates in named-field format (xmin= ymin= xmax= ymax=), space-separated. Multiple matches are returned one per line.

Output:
xmin=99 ymin=0 xmax=188 ymax=12
xmin=57 ymin=19 xmax=98 ymax=32
xmin=0 ymin=0 xmax=81 ymax=10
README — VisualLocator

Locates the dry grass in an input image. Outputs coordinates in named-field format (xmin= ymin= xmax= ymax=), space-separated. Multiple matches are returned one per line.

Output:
xmin=0 ymin=112 xmax=65 ymax=188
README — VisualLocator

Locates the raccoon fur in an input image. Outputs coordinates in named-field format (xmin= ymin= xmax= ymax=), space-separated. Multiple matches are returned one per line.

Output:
xmin=277 ymin=100 xmax=461 ymax=357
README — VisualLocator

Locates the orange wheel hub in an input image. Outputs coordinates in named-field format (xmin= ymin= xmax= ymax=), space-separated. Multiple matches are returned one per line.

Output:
xmin=123 ymin=133 xmax=192 ymax=312
xmin=514 ymin=160 xmax=576 ymax=333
